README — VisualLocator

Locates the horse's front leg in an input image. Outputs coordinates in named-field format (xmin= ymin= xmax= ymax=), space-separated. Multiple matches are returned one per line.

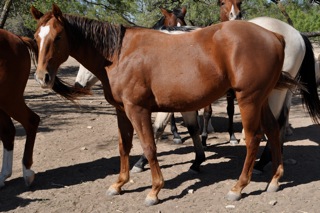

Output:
xmin=126 ymin=106 xmax=164 ymax=206
xmin=131 ymin=112 xmax=172 ymax=173
xmin=107 ymin=109 xmax=134 ymax=196
xmin=227 ymin=101 xmax=263 ymax=201
xmin=0 ymin=111 xmax=15 ymax=188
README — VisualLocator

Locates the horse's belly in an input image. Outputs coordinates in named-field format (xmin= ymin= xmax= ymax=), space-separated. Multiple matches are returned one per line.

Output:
xmin=152 ymin=84 xmax=228 ymax=112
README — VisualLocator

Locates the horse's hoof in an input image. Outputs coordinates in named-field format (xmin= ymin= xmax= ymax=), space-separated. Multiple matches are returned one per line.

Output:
xmin=23 ymin=169 xmax=35 ymax=187
xmin=252 ymin=168 xmax=263 ymax=175
xmin=173 ymin=138 xmax=182 ymax=144
xmin=230 ymin=139 xmax=239 ymax=146
xmin=106 ymin=186 xmax=120 ymax=196
xmin=0 ymin=180 xmax=5 ymax=188
xmin=285 ymin=126 xmax=293 ymax=136
xmin=145 ymin=195 xmax=159 ymax=206
xmin=226 ymin=191 xmax=241 ymax=201
xmin=267 ymin=183 xmax=279 ymax=192
xmin=188 ymin=167 xmax=200 ymax=174
xmin=131 ymin=166 xmax=144 ymax=173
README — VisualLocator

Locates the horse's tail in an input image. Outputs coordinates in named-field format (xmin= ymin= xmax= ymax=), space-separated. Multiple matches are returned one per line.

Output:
xmin=20 ymin=36 xmax=38 ymax=66
xmin=295 ymin=34 xmax=320 ymax=124
xmin=52 ymin=77 xmax=92 ymax=102
xmin=275 ymin=72 xmax=305 ymax=91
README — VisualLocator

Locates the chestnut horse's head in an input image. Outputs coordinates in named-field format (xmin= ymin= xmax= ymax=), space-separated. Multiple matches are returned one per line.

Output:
xmin=31 ymin=4 xmax=69 ymax=89
xmin=217 ymin=0 xmax=242 ymax=22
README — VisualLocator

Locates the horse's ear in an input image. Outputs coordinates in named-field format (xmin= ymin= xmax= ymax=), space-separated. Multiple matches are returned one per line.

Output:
xmin=181 ymin=6 xmax=187 ymax=15
xmin=160 ymin=7 xmax=170 ymax=17
xmin=52 ymin=3 xmax=63 ymax=20
xmin=30 ymin=6 xmax=43 ymax=20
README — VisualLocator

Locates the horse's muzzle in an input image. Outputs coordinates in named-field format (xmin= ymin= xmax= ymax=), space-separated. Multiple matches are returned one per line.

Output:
xmin=34 ymin=72 xmax=53 ymax=89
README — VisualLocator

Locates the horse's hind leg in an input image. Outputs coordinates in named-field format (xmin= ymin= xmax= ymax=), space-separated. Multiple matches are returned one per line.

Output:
xmin=201 ymin=105 xmax=212 ymax=147
xmin=8 ymin=102 xmax=40 ymax=187
xmin=170 ymin=114 xmax=182 ymax=144
xmin=227 ymin=101 xmax=264 ymax=201
xmin=0 ymin=110 xmax=15 ymax=188
xmin=260 ymin=103 xmax=283 ymax=192
xmin=181 ymin=111 xmax=205 ymax=173
xmin=254 ymin=91 xmax=291 ymax=173
xmin=226 ymin=89 xmax=238 ymax=145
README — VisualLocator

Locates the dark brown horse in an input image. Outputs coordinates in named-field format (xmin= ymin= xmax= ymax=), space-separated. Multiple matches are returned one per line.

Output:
xmin=0 ymin=29 xmax=40 ymax=188
xmin=152 ymin=7 xmax=187 ymax=29
xmin=31 ymin=4 xmax=297 ymax=205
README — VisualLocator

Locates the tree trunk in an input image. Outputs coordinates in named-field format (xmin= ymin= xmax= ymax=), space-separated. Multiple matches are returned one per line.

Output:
xmin=271 ymin=0 xmax=294 ymax=26
xmin=0 ymin=0 xmax=13 ymax=29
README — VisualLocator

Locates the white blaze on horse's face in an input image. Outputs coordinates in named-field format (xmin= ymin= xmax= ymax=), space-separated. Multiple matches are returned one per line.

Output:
xmin=38 ymin=25 xmax=50 ymax=52
xmin=229 ymin=5 xmax=237 ymax=20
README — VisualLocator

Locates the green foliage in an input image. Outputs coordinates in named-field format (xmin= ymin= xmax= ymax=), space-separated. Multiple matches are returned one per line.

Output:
xmin=0 ymin=0 xmax=319 ymax=37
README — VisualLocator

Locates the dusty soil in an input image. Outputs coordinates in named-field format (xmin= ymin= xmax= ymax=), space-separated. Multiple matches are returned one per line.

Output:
xmin=1 ymin=47 xmax=320 ymax=213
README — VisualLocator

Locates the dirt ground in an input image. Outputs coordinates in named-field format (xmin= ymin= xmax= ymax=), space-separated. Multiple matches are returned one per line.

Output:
xmin=0 ymin=46 xmax=320 ymax=213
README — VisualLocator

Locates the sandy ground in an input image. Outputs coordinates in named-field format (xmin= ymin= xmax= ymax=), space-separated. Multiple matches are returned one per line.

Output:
xmin=0 ymin=46 xmax=320 ymax=213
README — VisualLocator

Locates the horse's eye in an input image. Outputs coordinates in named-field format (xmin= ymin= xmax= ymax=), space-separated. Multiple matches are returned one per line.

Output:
xmin=55 ymin=36 xmax=61 ymax=42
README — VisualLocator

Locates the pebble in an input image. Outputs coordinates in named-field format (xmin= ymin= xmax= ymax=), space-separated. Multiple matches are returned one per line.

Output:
xmin=269 ymin=200 xmax=277 ymax=206
xmin=226 ymin=205 xmax=235 ymax=209
xmin=80 ymin=147 xmax=88 ymax=151
xmin=188 ymin=189 xmax=194 ymax=194
xmin=87 ymin=126 xmax=93 ymax=129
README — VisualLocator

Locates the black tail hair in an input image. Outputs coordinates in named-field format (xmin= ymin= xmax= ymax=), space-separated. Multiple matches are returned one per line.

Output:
xmin=295 ymin=34 xmax=320 ymax=124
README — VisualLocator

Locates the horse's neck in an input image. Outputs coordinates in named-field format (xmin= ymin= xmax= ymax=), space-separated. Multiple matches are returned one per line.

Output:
xmin=68 ymin=40 xmax=105 ymax=77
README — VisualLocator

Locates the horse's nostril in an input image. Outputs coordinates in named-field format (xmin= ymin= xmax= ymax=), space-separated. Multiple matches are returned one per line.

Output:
xmin=45 ymin=73 xmax=51 ymax=84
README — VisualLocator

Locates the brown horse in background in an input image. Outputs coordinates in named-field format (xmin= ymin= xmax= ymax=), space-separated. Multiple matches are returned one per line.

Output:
xmin=218 ymin=0 xmax=242 ymax=21
xmin=31 ymin=4 xmax=298 ymax=205
xmin=0 ymin=29 xmax=40 ymax=188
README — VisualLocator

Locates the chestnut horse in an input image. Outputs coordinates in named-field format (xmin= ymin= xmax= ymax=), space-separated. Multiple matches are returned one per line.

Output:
xmin=32 ymin=4 xmax=296 ymax=205
xmin=0 ymin=29 xmax=40 ymax=188
xmin=75 ymin=6 xmax=192 ymax=145
xmin=217 ymin=0 xmax=320 ymax=173
xmin=74 ymin=7 xmax=204 ymax=173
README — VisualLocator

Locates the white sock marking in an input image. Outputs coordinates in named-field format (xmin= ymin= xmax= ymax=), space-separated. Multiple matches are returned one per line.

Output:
xmin=0 ymin=149 xmax=13 ymax=184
